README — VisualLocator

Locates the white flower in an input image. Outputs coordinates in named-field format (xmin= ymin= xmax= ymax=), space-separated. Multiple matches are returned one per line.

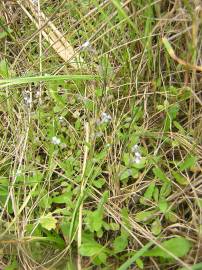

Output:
xmin=59 ymin=116 xmax=64 ymax=123
xmin=32 ymin=0 xmax=38 ymax=4
xmin=131 ymin=144 xmax=139 ymax=152
xmin=135 ymin=152 xmax=141 ymax=158
xmin=80 ymin=40 xmax=90 ymax=49
xmin=134 ymin=156 xmax=141 ymax=164
xmin=51 ymin=136 xmax=61 ymax=145
xmin=132 ymin=144 xmax=142 ymax=164
xmin=100 ymin=112 xmax=112 ymax=123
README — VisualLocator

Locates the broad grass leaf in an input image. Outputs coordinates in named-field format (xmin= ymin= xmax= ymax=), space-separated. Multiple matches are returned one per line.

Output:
xmin=144 ymin=237 xmax=192 ymax=258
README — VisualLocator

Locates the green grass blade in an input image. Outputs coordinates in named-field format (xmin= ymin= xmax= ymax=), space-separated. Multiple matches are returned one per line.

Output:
xmin=117 ymin=241 xmax=153 ymax=270
xmin=177 ymin=263 xmax=202 ymax=270
xmin=0 ymin=74 xmax=99 ymax=88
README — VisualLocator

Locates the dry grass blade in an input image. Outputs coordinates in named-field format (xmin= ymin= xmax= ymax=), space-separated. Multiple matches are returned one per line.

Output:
xmin=17 ymin=0 xmax=85 ymax=69
xmin=162 ymin=37 xmax=202 ymax=72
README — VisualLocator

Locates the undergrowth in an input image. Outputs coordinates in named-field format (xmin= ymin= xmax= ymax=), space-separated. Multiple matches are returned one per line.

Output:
xmin=0 ymin=0 xmax=202 ymax=269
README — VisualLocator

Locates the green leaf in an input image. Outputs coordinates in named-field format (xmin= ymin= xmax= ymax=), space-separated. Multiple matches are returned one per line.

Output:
xmin=144 ymin=182 xmax=155 ymax=200
xmin=79 ymin=239 xmax=108 ymax=259
xmin=52 ymin=191 xmax=72 ymax=204
xmin=40 ymin=213 xmax=57 ymax=231
xmin=93 ymin=178 xmax=105 ymax=188
xmin=153 ymin=187 xmax=159 ymax=202
xmin=167 ymin=103 xmax=179 ymax=120
xmin=140 ymin=182 xmax=155 ymax=205
xmin=0 ymin=74 xmax=99 ymax=89
xmin=158 ymin=198 xmax=168 ymax=213
xmin=120 ymin=168 xmax=132 ymax=181
xmin=179 ymin=155 xmax=197 ymax=171
xmin=135 ymin=258 xmax=144 ymax=269
xmin=86 ymin=210 xmax=103 ymax=232
xmin=84 ymin=99 xmax=94 ymax=111
xmin=4 ymin=260 xmax=18 ymax=270
xmin=0 ymin=59 xmax=9 ymax=78
xmin=117 ymin=241 xmax=153 ymax=270
xmin=95 ymin=88 xmax=103 ymax=97
xmin=160 ymin=182 xmax=172 ymax=198
xmin=177 ymin=263 xmax=202 ymax=270
xmin=151 ymin=218 xmax=162 ymax=235
xmin=153 ymin=167 xmax=169 ymax=183
xmin=113 ymin=235 xmax=128 ymax=254
xmin=48 ymin=81 xmax=66 ymax=107
xmin=123 ymin=153 xmax=131 ymax=167
xmin=172 ymin=171 xmax=189 ymax=185
xmin=135 ymin=210 xmax=156 ymax=222
xmin=144 ymin=237 xmax=192 ymax=258
xmin=165 ymin=211 xmax=178 ymax=223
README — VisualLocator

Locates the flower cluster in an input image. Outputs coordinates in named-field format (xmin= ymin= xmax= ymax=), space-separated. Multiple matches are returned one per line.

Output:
xmin=132 ymin=144 xmax=142 ymax=164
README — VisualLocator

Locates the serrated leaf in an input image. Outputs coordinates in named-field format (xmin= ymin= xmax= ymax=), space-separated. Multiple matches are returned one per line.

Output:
xmin=86 ymin=210 xmax=103 ymax=232
xmin=144 ymin=237 xmax=192 ymax=258
xmin=40 ymin=213 xmax=57 ymax=231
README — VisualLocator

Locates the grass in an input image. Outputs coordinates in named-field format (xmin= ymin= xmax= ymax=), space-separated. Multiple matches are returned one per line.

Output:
xmin=0 ymin=0 xmax=202 ymax=269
